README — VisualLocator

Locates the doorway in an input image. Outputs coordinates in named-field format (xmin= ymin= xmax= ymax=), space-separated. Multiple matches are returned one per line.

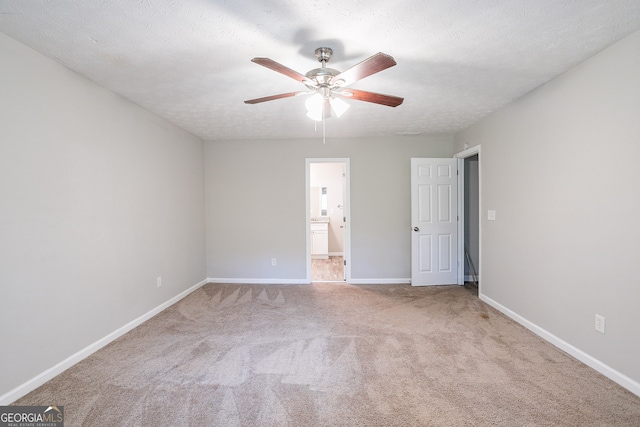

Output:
xmin=455 ymin=146 xmax=481 ymax=294
xmin=306 ymin=159 xmax=350 ymax=283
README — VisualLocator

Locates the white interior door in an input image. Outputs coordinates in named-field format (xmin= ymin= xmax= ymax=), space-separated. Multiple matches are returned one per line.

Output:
xmin=411 ymin=158 xmax=458 ymax=286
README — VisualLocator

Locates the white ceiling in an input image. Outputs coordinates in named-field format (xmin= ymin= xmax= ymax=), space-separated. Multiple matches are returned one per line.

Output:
xmin=1 ymin=1 xmax=640 ymax=141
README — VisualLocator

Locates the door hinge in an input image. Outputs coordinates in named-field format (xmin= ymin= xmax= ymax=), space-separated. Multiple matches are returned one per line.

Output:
xmin=344 ymin=260 xmax=347 ymax=266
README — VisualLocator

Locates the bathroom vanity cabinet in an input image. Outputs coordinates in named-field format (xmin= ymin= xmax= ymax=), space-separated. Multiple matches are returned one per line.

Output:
xmin=310 ymin=221 xmax=329 ymax=259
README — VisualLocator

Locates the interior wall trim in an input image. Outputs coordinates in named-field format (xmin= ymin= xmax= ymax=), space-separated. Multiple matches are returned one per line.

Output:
xmin=0 ymin=278 xmax=209 ymax=405
xmin=348 ymin=278 xmax=411 ymax=285
xmin=208 ymin=278 xmax=310 ymax=285
xmin=480 ymin=293 xmax=640 ymax=398
xmin=208 ymin=278 xmax=412 ymax=285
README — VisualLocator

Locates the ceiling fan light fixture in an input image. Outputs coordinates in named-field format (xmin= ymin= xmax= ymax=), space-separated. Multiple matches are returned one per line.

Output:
xmin=306 ymin=110 xmax=324 ymax=122
xmin=305 ymin=93 xmax=350 ymax=121
xmin=305 ymin=93 xmax=325 ymax=121
xmin=330 ymin=96 xmax=350 ymax=117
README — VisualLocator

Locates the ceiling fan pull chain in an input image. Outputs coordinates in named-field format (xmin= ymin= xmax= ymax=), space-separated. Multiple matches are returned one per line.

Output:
xmin=323 ymin=116 xmax=326 ymax=144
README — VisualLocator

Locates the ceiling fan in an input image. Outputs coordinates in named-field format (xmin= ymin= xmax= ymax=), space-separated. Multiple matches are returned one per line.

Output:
xmin=244 ymin=47 xmax=404 ymax=121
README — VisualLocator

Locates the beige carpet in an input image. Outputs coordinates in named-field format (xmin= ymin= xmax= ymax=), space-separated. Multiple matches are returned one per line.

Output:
xmin=14 ymin=283 xmax=640 ymax=426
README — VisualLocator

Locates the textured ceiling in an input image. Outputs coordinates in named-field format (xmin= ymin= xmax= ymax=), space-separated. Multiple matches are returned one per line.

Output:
xmin=1 ymin=0 xmax=640 ymax=141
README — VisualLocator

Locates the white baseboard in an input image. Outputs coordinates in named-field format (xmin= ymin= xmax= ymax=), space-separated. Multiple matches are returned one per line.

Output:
xmin=480 ymin=293 xmax=640 ymax=398
xmin=209 ymin=277 xmax=410 ymax=285
xmin=0 ymin=278 xmax=209 ymax=405
xmin=348 ymin=278 xmax=411 ymax=285
xmin=208 ymin=277 xmax=411 ymax=285
xmin=208 ymin=278 xmax=310 ymax=285
xmin=464 ymin=275 xmax=480 ymax=282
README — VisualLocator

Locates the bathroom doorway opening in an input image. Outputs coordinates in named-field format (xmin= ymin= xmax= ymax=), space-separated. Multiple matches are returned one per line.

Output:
xmin=306 ymin=159 xmax=350 ymax=283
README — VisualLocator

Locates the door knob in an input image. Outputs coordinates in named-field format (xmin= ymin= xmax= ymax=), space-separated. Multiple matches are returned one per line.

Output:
xmin=413 ymin=227 xmax=419 ymax=232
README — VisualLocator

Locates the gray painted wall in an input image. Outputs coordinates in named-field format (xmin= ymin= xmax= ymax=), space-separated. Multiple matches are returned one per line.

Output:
xmin=205 ymin=136 xmax=454 ymax=282
xmin=0 ymin=33 xmax=207 ymax=398
xmin=454 ymin=30 xmax=640 ymax=387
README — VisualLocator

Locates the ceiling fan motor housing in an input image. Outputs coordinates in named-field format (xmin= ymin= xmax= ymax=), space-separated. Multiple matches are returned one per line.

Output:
xmin=315 ymin=47 xmax=333 ymax=63
xmin=305 ymin=67 xmax=340 ymax=88
xmin=305 ymin=47 xmax=342 ymax=91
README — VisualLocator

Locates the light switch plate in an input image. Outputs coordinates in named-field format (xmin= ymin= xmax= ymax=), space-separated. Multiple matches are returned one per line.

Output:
xmin=488 ymin=210 xmax=496 ymax=221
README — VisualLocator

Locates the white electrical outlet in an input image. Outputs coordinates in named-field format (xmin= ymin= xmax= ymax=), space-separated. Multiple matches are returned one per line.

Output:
xmin=595 ymin=314 xmax=605 ymax=334
xmin=157 ymin=277 xmax=162 ymax=288
xmin=271 ymin=258 xmax=277 ymax=266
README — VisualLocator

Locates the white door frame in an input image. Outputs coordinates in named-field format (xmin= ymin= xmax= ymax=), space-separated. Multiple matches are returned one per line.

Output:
xmin=306 ymin=158 xmax=351 ymax=283
xmin=454 ymin=145 xmax=481 ymax=289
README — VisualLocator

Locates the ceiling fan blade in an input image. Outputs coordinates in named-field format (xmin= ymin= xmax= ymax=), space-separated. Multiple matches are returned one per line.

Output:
xmin=251 ymin=58 xmax=312 ymax=85
xmin=337 ymin=89 xmax=404 ymax=107
xmin=244 ymin=91 xmax=306 ymax=104
xmin=333 ymin=52 xmax=397 ymax=87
